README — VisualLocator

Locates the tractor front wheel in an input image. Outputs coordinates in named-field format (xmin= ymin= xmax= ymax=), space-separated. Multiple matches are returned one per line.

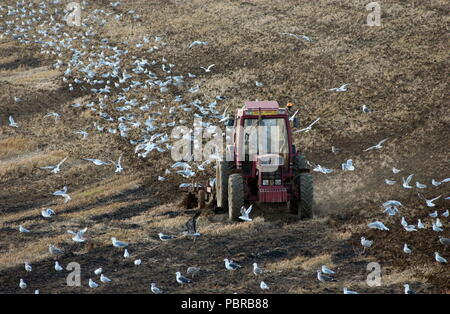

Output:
xmin=216 ymin=161 xmax=230 ymax=209
xmin=228 ymin=174 xmax=244 ymax=221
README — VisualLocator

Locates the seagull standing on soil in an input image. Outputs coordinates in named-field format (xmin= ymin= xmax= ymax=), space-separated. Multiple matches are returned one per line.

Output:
xmin=187 ymin=267 xmax=200 ymax=278
xmin=434 ymin=252 xmax=447 ymax=263
xmin=159 ymin=233 xmax=176 ymax=241
xmin=19 ymin=225 xmax=30 ymax=233
xmin=89 ymin=279 xmax=99 ymax=288
xmin=100 ymin=274 xmax=111 ymax=283
xmin=41 ymin=208 xmax=56 ymax=218
xmin=439 ymin=237 xmax=450 ymax=247
xmin=49 ymin=245 xmax=64 ymax=255
xmin=403 ymin=244 xmax=412 ymax=254
xmin=404 ymin=284 xmax=415 ymax=294
xmin=124 ymin=249 xmax=130 ymax=258
xmin=8 ymin=115 xmax=19 ymax=127
xmin=151 ymin=283 xmax=163 ymax=294
xmin=343 ymin=287 xmax=358 ymax=294
xmin=55 ymin=261 xmax=63 ymax=271
xmin=260 ymin=281 xmax=269 ymax=290
xmin=176 ymin=271 xmax=192 ymax=284
xmin=253 ymin=263 xmax=264 ymax=275
xmin=94 ymin=268 xmax=102 ymax=275
xmin=317 ymin=270 xmax=336 ymax=282
xmin=25 ymin=262 xmax=32 ymax=272
xmin=361 ymin=237 xmax=373 ymax=251
xmin=111 ymin=237 xmax=128 ymax=248
xmin=368 ymin=221 xmax=389 ymax=231
xmin=19 ymin=279 xmax=27 ymax=289
xmin=224 ymin=258 xmax=242 ymax=271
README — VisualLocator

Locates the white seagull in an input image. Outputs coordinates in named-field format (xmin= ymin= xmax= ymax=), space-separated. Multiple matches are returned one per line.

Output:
xmin=364 ymin=138 xmax=388 ymax=151
xmin=239 ymin=204 xmax=253 ymax=222
xmin=224 ymin=258 xmax=242 ymax=271
xmin=296 ymin=118 xmax=320 ymax=133
xmin=40 ymin=157 xmax=68 ymax=174
xmin=329 ymin=84 xmax=350 ymax=92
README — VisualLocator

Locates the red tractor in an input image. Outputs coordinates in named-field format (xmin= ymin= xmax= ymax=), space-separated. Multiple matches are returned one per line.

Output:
xmin=215 ymin=101 xmax=313 ymax=220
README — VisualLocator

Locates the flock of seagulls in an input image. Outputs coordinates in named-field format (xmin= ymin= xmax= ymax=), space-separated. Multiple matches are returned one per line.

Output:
xmin=1 ymin=0 xmax=447 ymax=295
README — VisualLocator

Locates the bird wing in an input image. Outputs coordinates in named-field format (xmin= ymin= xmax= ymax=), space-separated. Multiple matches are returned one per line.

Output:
xmin=246 ymin=204 xmax=253 ymax=215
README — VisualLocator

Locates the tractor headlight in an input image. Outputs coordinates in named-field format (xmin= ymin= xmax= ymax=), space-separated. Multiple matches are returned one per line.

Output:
xmin=275 ymin=179 xmax=282 ymax=185
xmin=263 ymin=180 xmax=270 ymax=185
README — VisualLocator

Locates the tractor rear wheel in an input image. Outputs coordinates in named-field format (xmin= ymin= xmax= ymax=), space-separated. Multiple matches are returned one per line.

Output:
xmin=216 ymin=161 xmax=230 ymax=209
xmin=298 ymin=173 xmax=313 ymax=219
xmin=228 ymin=174 xmax=244 ymax=221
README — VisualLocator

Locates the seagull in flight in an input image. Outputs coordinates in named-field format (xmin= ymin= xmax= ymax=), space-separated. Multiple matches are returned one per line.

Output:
xmin=67 ymin=227 xmax=87 ymax=243
xmin=84 ymin=158 xmax=110 ymax=166
xmin=418 ymin=194 xmax=441 ymax=207
xmin=40 ymin=157 xmax=68 ymax=174
xmin=363 ymin=138 xmax=388 ymax=151
xmin=402 ymin=174 xmax=414 ymax=189
xmin=200 ymin=64 xmax=215 ymax=72
xmin=321 ymin=265 xmax=335 ymax=275
xmin=239 ymin=204 xmax=253 ymax=222
xmin=295 ymin=118 xmax=320 ymax=133
xmin=53 ymin=186 xmax=71 ymax=203
xmin=189 ymin=40 xmax=208 ymax=48
xmin=289 ymin=109 xmax=300 ymax=121
xmin=329 ymin=84 xmax=350 ymax=92
xmin=110 ymin=154 xmax=124 ymax=173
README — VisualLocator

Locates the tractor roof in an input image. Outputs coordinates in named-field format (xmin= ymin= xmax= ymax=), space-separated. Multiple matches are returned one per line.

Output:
xmin=244 ymin=101 xmax=279 ymax=110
